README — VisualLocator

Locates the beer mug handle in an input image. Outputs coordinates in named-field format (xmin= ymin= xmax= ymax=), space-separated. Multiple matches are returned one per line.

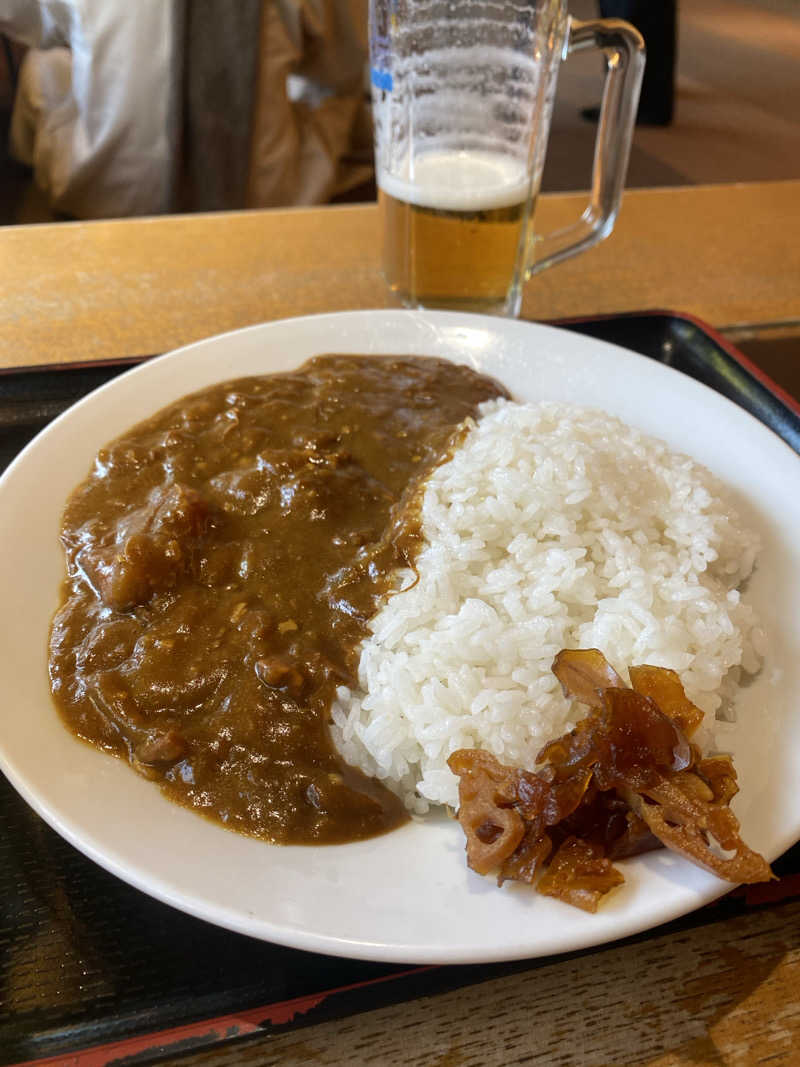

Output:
xmin=527 ymin=18 xmax=645 ymax=277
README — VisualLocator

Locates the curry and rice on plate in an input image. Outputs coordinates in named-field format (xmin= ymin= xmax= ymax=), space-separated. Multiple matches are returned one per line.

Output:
xmin=48 ymin=354 xmax=771 ymax=911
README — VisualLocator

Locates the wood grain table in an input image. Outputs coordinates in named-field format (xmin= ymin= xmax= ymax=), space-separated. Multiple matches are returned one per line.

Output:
xmin=1 ymin=180 xmax=799 ymax=1067
xmin=1 ymin=180 xmax=799 ymax=368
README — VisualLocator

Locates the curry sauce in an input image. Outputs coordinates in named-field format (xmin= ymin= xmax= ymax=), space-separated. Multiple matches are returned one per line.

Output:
xmin=49 ymin=355 xmax=507 ymax=843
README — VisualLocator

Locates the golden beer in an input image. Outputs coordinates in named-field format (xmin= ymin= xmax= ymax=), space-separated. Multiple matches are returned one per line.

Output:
xmin=378 ymin=149 xmax=533 ymax=313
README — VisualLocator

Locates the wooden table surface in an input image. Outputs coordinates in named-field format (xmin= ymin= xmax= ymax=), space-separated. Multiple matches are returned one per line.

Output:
xmin=1 ymin=180 xmax=799 ymax=368
xmin=1 ymin=180 xmax=799 ymax=1066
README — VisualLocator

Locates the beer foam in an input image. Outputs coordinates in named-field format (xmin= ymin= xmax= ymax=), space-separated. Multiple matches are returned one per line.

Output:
xmin=378 ymin=150 xmax=530 ymax=212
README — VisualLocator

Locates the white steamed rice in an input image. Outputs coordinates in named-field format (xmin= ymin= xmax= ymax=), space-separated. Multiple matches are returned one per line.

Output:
xmin=330 ymin=399 xmax=764 ymax=814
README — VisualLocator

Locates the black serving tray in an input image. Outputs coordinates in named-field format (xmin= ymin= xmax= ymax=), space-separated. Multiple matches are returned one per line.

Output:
xmin=1 ymin=313 xmax=799 ymax=1067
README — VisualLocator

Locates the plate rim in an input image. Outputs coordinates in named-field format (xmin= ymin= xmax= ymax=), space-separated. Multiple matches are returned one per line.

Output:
xmin=1 ymin=307 xmax=798 ymax=965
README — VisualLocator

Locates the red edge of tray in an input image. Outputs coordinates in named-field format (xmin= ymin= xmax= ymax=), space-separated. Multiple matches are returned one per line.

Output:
xmin=8 ymin=967 xmax=434 ymax=1067
xmin=549 ymin=308 xmax=800 ymax=417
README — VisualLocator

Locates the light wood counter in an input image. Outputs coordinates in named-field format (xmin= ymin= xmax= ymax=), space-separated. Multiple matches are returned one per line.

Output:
xmin=1 ymin=180 xmax=799 ymax=368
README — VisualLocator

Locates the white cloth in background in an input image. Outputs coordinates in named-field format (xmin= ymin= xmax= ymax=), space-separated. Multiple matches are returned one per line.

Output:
xmin=1 ymin=0 xmax=371 ymax=218
xmin=3 ymin=0 xmax=176 ymax=217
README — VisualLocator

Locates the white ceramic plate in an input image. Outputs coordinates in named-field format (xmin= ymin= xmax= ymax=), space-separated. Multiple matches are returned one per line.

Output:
xmin=1 ymin=310 xmax=799 ymax=965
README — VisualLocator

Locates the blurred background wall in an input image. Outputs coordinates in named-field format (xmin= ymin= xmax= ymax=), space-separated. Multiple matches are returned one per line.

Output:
xmin=1 ymin=0 xmax=799 ymax=225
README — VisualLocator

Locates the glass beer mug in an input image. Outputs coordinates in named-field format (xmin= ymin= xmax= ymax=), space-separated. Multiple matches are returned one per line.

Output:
xmin=370 ymin=0 xmax=645 ymax=316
